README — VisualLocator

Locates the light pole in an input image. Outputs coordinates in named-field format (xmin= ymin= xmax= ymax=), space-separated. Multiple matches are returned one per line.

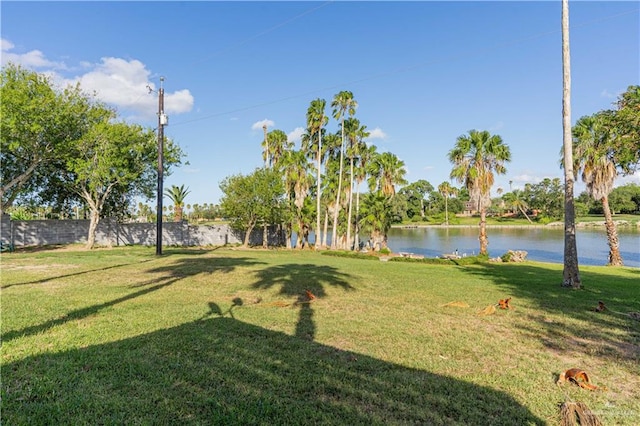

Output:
xmin=155 ymin=77 xmax=168 ymax=255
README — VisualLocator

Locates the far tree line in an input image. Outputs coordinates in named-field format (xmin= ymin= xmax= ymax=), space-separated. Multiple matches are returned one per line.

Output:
xmin=1 ymin=61 xmax=638 ymax=263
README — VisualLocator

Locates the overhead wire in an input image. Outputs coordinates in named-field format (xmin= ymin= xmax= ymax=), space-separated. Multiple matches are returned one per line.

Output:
xmin=168 ymin=6 xmax=638 ymax=128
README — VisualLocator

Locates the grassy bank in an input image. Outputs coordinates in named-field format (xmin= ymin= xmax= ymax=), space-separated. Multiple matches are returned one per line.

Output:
xmin=2 ymin=246 xmax=639 ymax=425
xmin=398 ymin=214 xmax=640 ymax=227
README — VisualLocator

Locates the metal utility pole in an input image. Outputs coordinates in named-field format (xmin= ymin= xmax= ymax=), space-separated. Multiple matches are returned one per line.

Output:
xmin=156 ymin=77 xmax=168 ymax=255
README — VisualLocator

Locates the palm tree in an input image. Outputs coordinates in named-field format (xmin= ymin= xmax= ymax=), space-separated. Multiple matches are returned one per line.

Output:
xmin=164 ymin=184 xmax=190 ymax=222
xmin=353 ymin=143 xmax=377 ymax=250
xmin=264 ymin=129 xmax=291 ymax=170
xmin=330 ymin=91 xmax=357 ymax=249
xmin=345 ymin=118 xmax=369 ymax=249
xmin=438 ymin=181 xmax=457 ymax=225
xmin=282 ymin=149 xmax=313 ymax=249
xmin=572 ymin=113 xmax=623 ymax=265
xmin=448 ymin=130 xmax=511 ymax=255
xmin=503 ymin=190 xmax=533 ymax=223
xmin=304 ymin=99 xmax=328 ymax=248
xmin=561 ymin=0 xmax=581 ymax=288
xmin=367 ymin=152 xmax=408 ymax=197
xmin=262 ymin=124 xmax=269 ymax=168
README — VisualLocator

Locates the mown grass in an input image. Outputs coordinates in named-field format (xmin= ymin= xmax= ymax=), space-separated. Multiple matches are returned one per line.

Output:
xmin=2 ymin=245 xmax=639 ymax=425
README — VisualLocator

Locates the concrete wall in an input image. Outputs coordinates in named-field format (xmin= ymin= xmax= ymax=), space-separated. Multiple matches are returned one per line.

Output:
xmin=0 ymin=214 xmax=276 ymax=248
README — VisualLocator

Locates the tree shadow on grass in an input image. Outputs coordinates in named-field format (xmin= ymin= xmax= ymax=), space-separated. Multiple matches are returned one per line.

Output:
xmin=463 ymin=263 xmax=640 ymax=363
xmin=2 ymin=314 xmax=545 ymax=425
xmin=2 ymin=255 xmax=264 ymax=343
xmin=252 ymin=263 xmax=355 ymax=340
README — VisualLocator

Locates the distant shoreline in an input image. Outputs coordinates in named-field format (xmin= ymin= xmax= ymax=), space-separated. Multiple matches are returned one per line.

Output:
xmin=394 ymin=220 xmax=639 ymax=229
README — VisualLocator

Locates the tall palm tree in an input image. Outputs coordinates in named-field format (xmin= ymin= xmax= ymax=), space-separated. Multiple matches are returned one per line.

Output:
xmin=345 ymin=118 xmax=369 ymax=249
xmin=330 ymin=91 xmax=357 ymax=249
xmin=262 ymin=124 xmax=269 ymax=168
xmin=572 ymin=114 xmax=623 ymax=265
xmin=367 ymin=152 xmax=408 ymax=197
xmin=304 ymin=99 xmax=328 ymax=248
xmin=353 ymin=143 xmax=377 ymax=250
xmin=282 ymin=149 xmax=313 ymax=249
xmin=438 ymin=181 xmax=457 ymax=225
xmin=164 ymin=184 xmax=190 ymax=222
xmin=561 ymin=0 xmax=581 ymax=288
xmin=264 ymin=129 xmax=291 ymax=171
xmin=448 ymin=130 xmax=511 ymax=255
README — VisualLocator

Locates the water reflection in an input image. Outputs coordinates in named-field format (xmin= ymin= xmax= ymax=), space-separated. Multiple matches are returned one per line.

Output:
xmin=387 ymin=226 xmax=639 ymax=267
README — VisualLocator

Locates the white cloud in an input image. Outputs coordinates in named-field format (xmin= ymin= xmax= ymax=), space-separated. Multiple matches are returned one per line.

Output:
xmin=600 ymin=89 xmax=616 ymax=99
xmin=1 ymin=38 xmax=66 ymax=69
xmin=489 ymin=121 xmax=504 ymax=131
xmin=616 ymin=172 xmax=640 ymax=186
xmin=2 ymin=40 xmax=193 ymax=120
xmin=287 ymin=127 xmax=305 ymax=143
xmin=251 ymin=119 xmax=275 ymax=131
xmin=367 ymin=127 xmax=387 ymax=140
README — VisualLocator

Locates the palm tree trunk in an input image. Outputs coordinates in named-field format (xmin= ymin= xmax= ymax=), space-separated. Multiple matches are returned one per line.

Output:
xmin=444 ymin=196 xmax=449 ymax=225
xmin=518 ymin=206 xmax=533 ymax=224
xmin=355 ymin=182 xmax=362 ymax=250
xmin=316 ymin=135 xmax=322 ymax=249
xmin=322 ymin=210 xmax=329 ymax=248
xmin=602 ymin=196 xmax=623 ymax=266
xmin=561 ymin=0 xmax=581 ymax=288
xmin=346 ymin=158 xmax=354 ymax=250
xmin=479 ymin=208 xmax=488 ymax=255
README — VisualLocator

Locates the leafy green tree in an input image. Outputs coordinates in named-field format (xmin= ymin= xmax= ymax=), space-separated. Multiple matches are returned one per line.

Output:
xmin=572 ymin=113 xmax=623 ymax=265
xmin=66 ymin=119 xmax=183 ymax=248
xmin=609 ymin=183 xmax=640 ymax=213
xmin=610 ymin=85 xmax=640 ymax=174
xmin=399 ymin=180 xmax=434 ymax=220
xmin=219 ymin=168 xmax=285 ymax=247
xmin=448 ymin=130 xmax=511 ymax=255
xmin=165 ymin=184 xmax=191 ymax=222
xmin=0 ymin=63 xmax=99 ymax=211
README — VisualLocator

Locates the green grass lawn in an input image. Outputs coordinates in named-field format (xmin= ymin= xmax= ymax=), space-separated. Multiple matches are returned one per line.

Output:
xmin=2 ymin=246 xmax=639 ymax=425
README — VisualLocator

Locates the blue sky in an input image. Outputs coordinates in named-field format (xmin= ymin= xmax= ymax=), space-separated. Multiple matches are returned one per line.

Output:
xmin=2 ymin=1 xmax=638 ymax=206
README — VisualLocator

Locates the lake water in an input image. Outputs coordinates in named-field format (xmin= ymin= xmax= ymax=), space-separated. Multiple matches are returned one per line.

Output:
xmin=387 ymin=226 xmax=640 ymax=268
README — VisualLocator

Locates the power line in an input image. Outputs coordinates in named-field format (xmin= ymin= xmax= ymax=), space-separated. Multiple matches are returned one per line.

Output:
xmin=168 ymin=7 xmax=637 ymax=128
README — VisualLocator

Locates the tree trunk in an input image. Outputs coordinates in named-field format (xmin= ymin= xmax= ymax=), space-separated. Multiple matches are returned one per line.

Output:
xmin=444 ymin=196 xmax=449 ymax=225
xmin=602 ymin=196 xmax=623 ymax=266
xmin=346 ymin=158 xmax=354 ymax=250
xmin=561 ymin=0 xmax=581 ymax=288
xmin=243 ymin=223 xmax=255 ymax=247
xmin=478 ymin=208 xmax=488 ymax=255
xmin=331 ymin=127 xmax=345 ymax=249
xmin=262 ymin=223 xmax=268 ymax=249
xmin=86 ymin=208 xmax=100 ymax=249
xmin=354 ymin=183 xmax=362 ymax=250
xmin=322 ymin=210 xmax=329 ymax=248
xmin=316 ymin=134 xmax=322 ymax=249
xmin=519 ymin=206 xmax=533 ymax=224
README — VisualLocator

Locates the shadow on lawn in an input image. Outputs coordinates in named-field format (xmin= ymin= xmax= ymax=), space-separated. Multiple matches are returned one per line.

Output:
xmin=2 ymin=254 xmax=264 ymax=343
xmin=466 ymin=263 xmax=640 ymax=363
xmin=252 ymin=263 xmax=355 ymax=340
xmin=2 ymin=315 xmax=545 ymax=425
